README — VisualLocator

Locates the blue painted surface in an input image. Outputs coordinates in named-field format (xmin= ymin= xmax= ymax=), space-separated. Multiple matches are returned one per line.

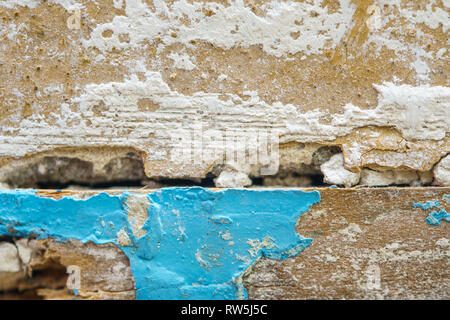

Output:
xmin=413 ymin=196 xmax=450 ymax=226
xmin=412 ymin=200 xmax=440 ymax=210
xmin=0 ymin=187 xmax=320 ymax=300
xmin=425 ymin=209 xmax=450 ymax=226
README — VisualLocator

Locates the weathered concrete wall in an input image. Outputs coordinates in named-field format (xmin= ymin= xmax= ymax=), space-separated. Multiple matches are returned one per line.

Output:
xmin=0 ymin=0 xmax=449 ymax=300
xmin=0 ymin=0 xmax=448 ymax=187
xmin=0 ymin=188 xmax=448 ymax=300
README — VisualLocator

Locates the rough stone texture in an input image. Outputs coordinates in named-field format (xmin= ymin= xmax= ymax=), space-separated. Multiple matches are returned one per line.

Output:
xmin=0 ymin=238 xmax=135 ymax=299
xmin=434 ymin=155 xmax=450 ymax=186
xmin=360 ymin=168 xmax=422 ymax=186
xmin=0 ymin=0 xmax=448 ymax=186
xmin=0 ymin=147 xmax=147 ymax=188
xmin=0 ymin=0 xmax=449 ymax=301
xmin=0 ymin=188 xmax=448 ymax=300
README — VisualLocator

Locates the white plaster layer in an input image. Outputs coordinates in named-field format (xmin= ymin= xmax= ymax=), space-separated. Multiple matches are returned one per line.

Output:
xmin=82 ymin=0 xmax=356 ymax=57
xmin=364 ymin=0 xmax=449 ymax=83
xmin=0 ymin=70 xmax=449 ymax=177
xmin=168 ymin=52 xmax=197 ymax=71
xmin=337 ymin=83 xmax=450 ymax=141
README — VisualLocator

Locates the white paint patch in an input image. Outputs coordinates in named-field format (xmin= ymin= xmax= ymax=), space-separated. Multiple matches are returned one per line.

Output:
xmin=0 ymin=0 xmax=40 ymax=9
xmin=112 ymin=261 xmax=128 ymax=274
xmin=83 ymin=0 xmax=356 ymax=57
xmin=410 ymin=48 xmax=432 ymax=82
xmin=113 ymin=0 xmax=123 ymax=10
xmin=436 ymin=48 xmax=447 ymax=59
xmin=399 ymin=1 xmax=449 ymax=32
xmin=50 ymin=0 xmax=83 ymax=10
xmin=5 ymin=22 xmax=29 ymax=42
xmin=340 ymin=82 xmax=450 ymax=141
xmin=217 ymin=74 xmax=228 ymax=82
xmin=0 ymin=69 xmax=448 ymax=177
xmin=168 ymin=52 xmax=197 ymax=71
xmin=365 ymin=0 xmax=448 ymax=82
xmin=324 ymin=254 xmax=338 ymax=263
xmin=310 ymin=209 xmax=328 ymax=219
xmin=43 ymin=84 xmax=64 ymax=95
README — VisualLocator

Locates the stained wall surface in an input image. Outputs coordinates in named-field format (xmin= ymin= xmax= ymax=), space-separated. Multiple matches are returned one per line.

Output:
xmin=0 ymin=0 xmax=449 ymax=300
xmin=0 ymin=0 xmax=448 ymax=185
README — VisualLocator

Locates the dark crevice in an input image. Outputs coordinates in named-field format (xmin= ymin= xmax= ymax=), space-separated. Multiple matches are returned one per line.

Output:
xmin=0 ymin=235 xmax=16 ymax=243
xmin=2 ymin=153 xmax=148 ymax=189
xmin=0 ymin=253 xmax=68 ymax=300
xmin=309 ymin=174 xmax=326 ymax=186
xmin=311 ymin=146 xmax=341 ymax=167
xmin=36 ymin=179 xmax=146 ymax=189
xmin=251 ymin=173 xmax=326 ymax=187
xmin=0 ymin=236 xmax=67 ymax=299
xmin=1 ymin=153 xmax=220 ymax=189
xmin=36 ymin=178 xmax=218 ymax=189
xmin=251 ymin=177 xmax=264 ymax=185
xmin=153 ymin=178 xmax=216 ymax=188
xmin=29 ymin=259 xmax=68 ymax=286
xmin=0 ymin=145 xmax=440 ymax=189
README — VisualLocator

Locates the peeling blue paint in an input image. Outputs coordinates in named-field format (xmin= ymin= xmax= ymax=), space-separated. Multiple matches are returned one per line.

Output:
xmin=425 ymin=209 xmax=450 ymax=226
xmin=413 ymin=196 xmax=450 ymax=226
xmin=0 ymin=187 xmax=320 ymax=300
xmin=412 ymin=200 xmax=440 ymax=210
